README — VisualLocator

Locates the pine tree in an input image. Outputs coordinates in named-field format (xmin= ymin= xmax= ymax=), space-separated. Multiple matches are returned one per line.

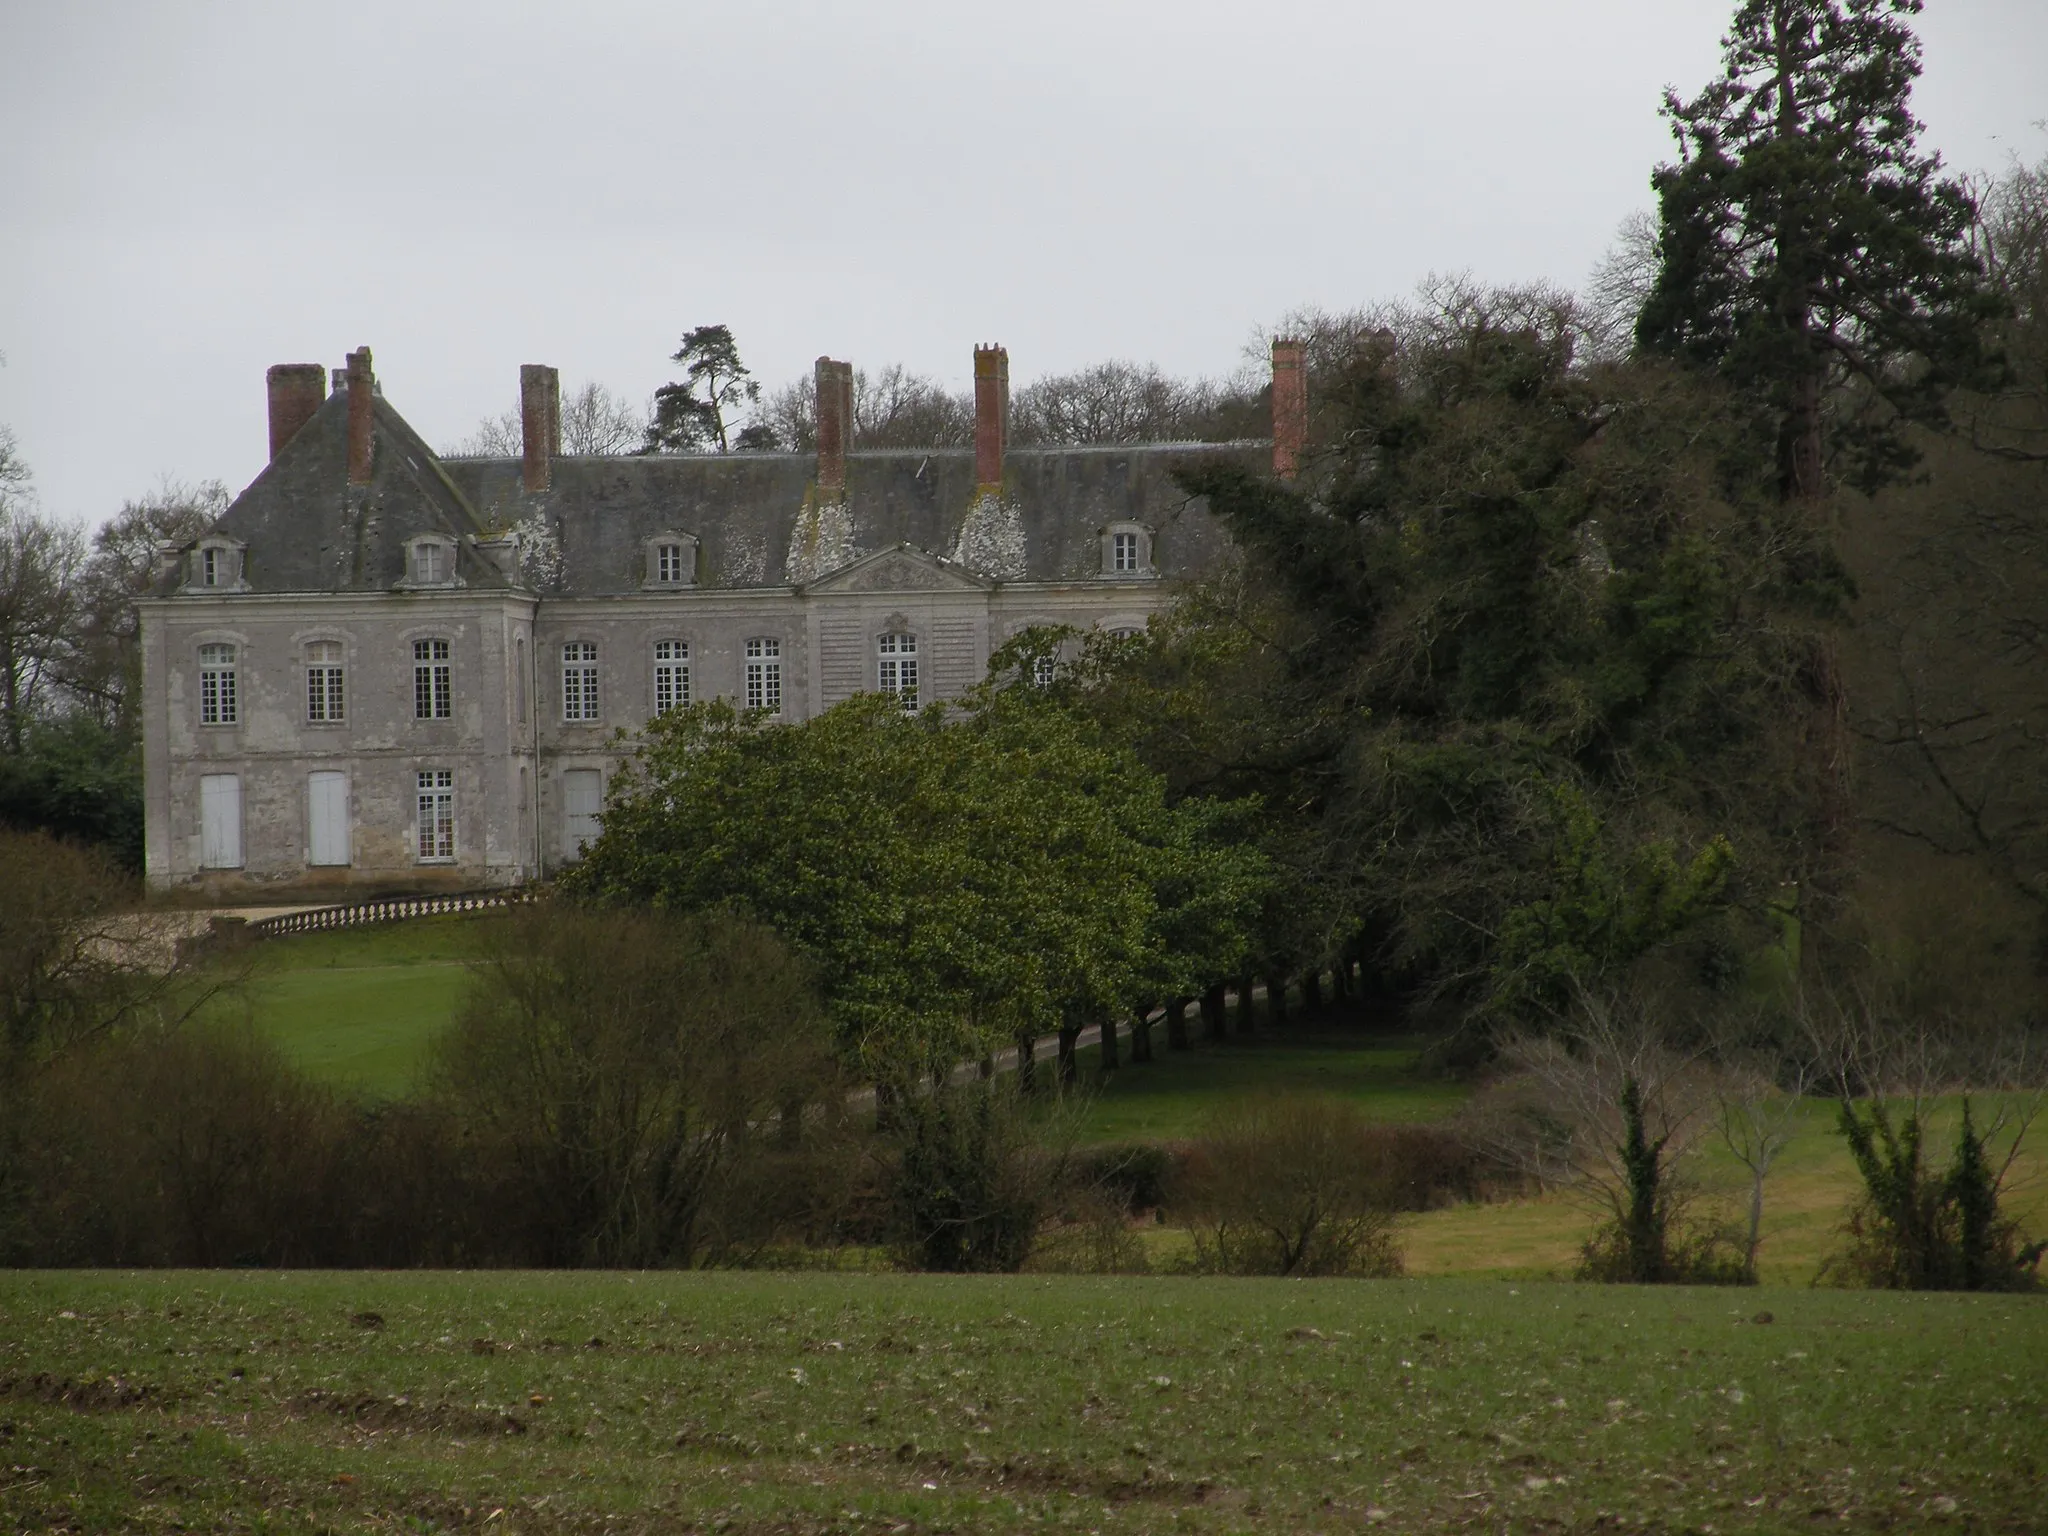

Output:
xmin=641 ymin=324 xmax=762 ymax=453
xmin=1637 ymin=0 xmax=2004 ymax=500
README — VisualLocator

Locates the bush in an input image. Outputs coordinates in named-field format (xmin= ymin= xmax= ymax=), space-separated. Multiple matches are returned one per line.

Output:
xmin=887 ymin=1079 xmax=1049 ymax=1273
xmin=431 ymin=904 xmax=841 ymax=1268
xmin=9 ymin=1022 xmax=357 ymax=1266
xmin=1175 ymin=1095 xmax=1403 ymax=1277
xmin=1826 ymin=1097 xmax=2045 ymax=1292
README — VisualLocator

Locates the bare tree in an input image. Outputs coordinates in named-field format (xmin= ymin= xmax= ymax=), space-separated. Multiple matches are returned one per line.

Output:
xmin=1713 ymin=1056 xmax=1812 ymax=1277
xmin=447 ymin=380 xmax=647 ymax=458
xmin=0 ymin=437 xmax=87 ymax=753
xmin=61 ymin=480 xmax=224 ymax=730
xmin=1010 ymin=361 xmax=1223 ymax=445
xmin=756 ymin=364 xmax=973 ymax=452
xmin=1582 ymin=210 xmax=1660 ymax=361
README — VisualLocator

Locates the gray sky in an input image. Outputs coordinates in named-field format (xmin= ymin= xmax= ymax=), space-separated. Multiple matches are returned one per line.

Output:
xmin=3 ymin=0 xmax=2043 ymax=526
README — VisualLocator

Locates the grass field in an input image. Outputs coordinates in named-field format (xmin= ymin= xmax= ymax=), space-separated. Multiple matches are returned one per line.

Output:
xmin=211 ymin=917 xmax=487 ymax=1098
xmin=3 ymin=1270 xmax=2042 ymax=1533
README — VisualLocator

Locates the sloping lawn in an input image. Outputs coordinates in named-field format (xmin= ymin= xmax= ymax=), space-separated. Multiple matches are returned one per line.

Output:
xmin=205 ymin=916 xmax=492 ymax=1098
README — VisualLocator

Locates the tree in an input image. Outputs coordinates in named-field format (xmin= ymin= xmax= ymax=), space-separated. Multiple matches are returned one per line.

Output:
xmin=1175 ymin=283 xmax=1837 ymax=1025
xmin=1637 ymin=0 xmax=2004 ymax=500
xmin=1009 ymin=361 xmax=1242 ymax=446
xmin=431 ymin=904 xmax=839 ymax=1268
xmin=0 ymin=443 xmax=85 ymax=753
xmin=449 ymin=381 xmax=646 ymax=458
xmin=756 ymin=363 xmax=974 ymax=452
xmin=643 ymin=324 xmax=762 ymax=453
xmin=63 ymin=479 xmax=223 ymax=732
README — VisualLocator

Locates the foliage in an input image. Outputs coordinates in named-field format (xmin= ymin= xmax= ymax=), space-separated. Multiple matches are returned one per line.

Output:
xmin=430 ymin=904 xmax=840 ymax=1268
xmin=1637 ymin=0 xmax=2004 ymax=498
xmin=1175 ymin=284 xmax=1837 ymax=1020
xmin=566 ymin=686 xmax=1264 ymax=1081
xmin=1177 ymin=1095 xmax=1403 ymax=1276
xmin=0 ymin=714 xmax=143 ymax=865
xmin=1828 ymin=1095 xmax=2045 ymax=1290
xmin=642 ymin=323 xmax=764 ymax=453
xmin=886 ymin=1079 xmax=1049 ymax=1273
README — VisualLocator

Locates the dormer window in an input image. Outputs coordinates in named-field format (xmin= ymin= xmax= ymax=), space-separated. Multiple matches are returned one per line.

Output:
xmin=188 ymin=538 xmax=247 ymax=592
xmin=642 ymin=532 xmax=699 ymax=589
xmin=1101 ymin=521 xmax=1153 ymax=578
xmin=409 ymin=539 xmax=454 ymax=585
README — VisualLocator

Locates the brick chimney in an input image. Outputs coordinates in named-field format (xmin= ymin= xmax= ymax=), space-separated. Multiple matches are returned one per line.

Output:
xmin=1271 ymin=338 xmax=1307 ymax=480
xmin=814 ymin=356 xmax=853 ymax=496
xmin=265 ymin=364 xmax=325 ymax=461
xmin=345 ymin=347 xmax=375 ymax=486
xmin=520 ymin=364 xmax=560 ymax=493
xmin=973 ymin=344 xmax=1008 ymax=494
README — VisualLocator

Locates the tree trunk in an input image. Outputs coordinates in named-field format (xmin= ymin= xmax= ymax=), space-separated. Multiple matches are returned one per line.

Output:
xmin=1302 ymin=970 xmax=1324 ymax=1014
xmin=1166 ymin=997 xmax=1191 ymax=1052
xmin=1098 ymin=1014 xmax=1119 ymax=1072
xmin=1057 ymin=1025 xmax=1080 ymax=1089
xmin=1235 ymin=976 xmax=1257 ymax=1034
xmin=1201 ymin=984 xmax=1228 ymax=1041
xmin=1131 ymin=1006 xmax=1154 ymax=1063
xmin=1016 ymin=1032 xmax=1037 ymax=1096
xmin=1331 ymin=959 xmax=1352 ymax=1002
xmin=1266 ymin=974 xmax=1288 ymax=1027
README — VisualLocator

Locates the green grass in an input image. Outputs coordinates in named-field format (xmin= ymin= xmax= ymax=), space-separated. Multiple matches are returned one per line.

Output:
xmin=207 ymin=917 xmax=489 ymax=1098
xmin=2 ymin=1270 xmax=2042 ymax=1533
xmin=1066 ymin=1029 xmax=1467 ymax=1144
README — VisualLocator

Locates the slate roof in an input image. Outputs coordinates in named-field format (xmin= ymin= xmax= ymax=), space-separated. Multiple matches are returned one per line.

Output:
xmin=183 ymin=383 xmax=1266 ymax=597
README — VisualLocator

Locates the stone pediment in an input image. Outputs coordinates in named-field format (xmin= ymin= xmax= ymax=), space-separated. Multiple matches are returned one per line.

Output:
xmin=801 ymin=542 xmax=991 ymax=595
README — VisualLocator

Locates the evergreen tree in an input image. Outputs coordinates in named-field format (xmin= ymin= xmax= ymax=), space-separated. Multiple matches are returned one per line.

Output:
xmin=1637 ymin=0 xmax=2004 ymax=499
xmin=641 ymin=324 xmax=762 ymax=453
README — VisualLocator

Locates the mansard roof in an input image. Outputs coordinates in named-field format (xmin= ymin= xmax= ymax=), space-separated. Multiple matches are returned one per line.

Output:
xmin=182 ymin=380 xmax=1265 ymax=598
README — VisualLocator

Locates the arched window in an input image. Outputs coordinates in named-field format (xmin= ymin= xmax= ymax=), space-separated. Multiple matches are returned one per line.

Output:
xmin=199 ymin=643 xmax=238 ymax=726
xmin=654 ymin=639 xmax=690 ymax=713
xmin=306 ymin=640 xmax=345 ymax=722
xmin=877 ymin=632 xmax=918 ymax=709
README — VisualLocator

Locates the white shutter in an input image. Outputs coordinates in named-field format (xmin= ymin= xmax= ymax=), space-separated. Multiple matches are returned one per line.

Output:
xmin=200 ymin=774 xmax=243 ymax=869
xmin=308 ymin=772 xmax=350 ymax=866
xmin=562 ymin=769 xmax=603 ymax=857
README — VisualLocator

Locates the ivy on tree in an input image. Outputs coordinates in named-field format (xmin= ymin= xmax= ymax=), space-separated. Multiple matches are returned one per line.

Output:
xmin=1636 ymin=0 xmax=2005 ymax=499
xmin=641 ymin=324 xmax=768 ymax=453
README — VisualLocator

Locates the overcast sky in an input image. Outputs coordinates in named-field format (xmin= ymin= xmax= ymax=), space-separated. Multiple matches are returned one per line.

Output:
xmin=3 ymin=0 xmax=2043 ymax=525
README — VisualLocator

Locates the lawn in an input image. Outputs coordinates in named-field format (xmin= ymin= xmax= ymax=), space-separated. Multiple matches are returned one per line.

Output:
xmin=1066 ymin=1029 xmax=1468 ymax=1144
xmin=2 ymin=1270 xmax=2042 ymax=1533
xmin=207 ymin=916 xmax=489 ymax=1098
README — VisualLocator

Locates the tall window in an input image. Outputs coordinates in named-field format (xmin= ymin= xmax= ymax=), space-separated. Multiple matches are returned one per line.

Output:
xmin=1032 ymin=652 xmax=1057 ymax=688
xmin=744 ymin=637 xmax=782 ymax=714
xmin=306 ymin=640 xmax=345 ymax=722
xmin=653 ymin=639 xmax=690 ymax=713
xmin=562 ymin=641 xmax=600 ymax=721
xmin=1112 ymin=531 xmax=1140 ymax=572
xmin=412 ymin=542 xmax=449 ymax=584
xmin=202 ymin=547 xmax=224 ymax=587
xmin=413 ymin=638 xmax=451 ymax=719
xmin=656 ymin=542 xmax=686 ymax=583
xmin=416 ymin=769 xmax=455 ymax=861
xmin=515 ymin=635 xmax=527 ymax=723
xmin=199 ymin=643 xmax=238 ymax=725
xmin=877 ymin=631 xmax=918 ymax=709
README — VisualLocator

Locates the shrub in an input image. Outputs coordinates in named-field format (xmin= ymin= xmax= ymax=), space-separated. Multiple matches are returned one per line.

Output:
xmin=1175 ymin=1095 xmax=1403 ymax=1277
xmin=1826 ymin=1097 xmax=2045 ymax=1292
xmin=431 ymin=904 xmax=840 ymax=1268
xmin=886 ymin=1079 xmax=1049 ymax=1273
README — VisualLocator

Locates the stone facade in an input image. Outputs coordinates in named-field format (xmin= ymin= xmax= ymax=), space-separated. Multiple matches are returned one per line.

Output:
xmin=138 ymin=345 xmax=1288 ymax=895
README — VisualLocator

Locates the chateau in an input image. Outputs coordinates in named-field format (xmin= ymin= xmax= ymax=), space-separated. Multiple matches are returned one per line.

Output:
xmin=138 ymin=342 xmax=1307 ymax=893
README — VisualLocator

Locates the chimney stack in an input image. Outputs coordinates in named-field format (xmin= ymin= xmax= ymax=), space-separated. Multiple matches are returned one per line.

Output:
xmin=814 ymin=356 xmax=853 ymax=496
xmin=973 ymin=344 xmax=1008 ymax=493
xmin=1270 ymin=338 xmax=1307 ymax=480
xmin=345 ymin=346 xmax=375 ymax=487
xmin=520 ymin=364 xmax=560 ymax=493
xmin=265 ymin=364 xmax=325 ymax=461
